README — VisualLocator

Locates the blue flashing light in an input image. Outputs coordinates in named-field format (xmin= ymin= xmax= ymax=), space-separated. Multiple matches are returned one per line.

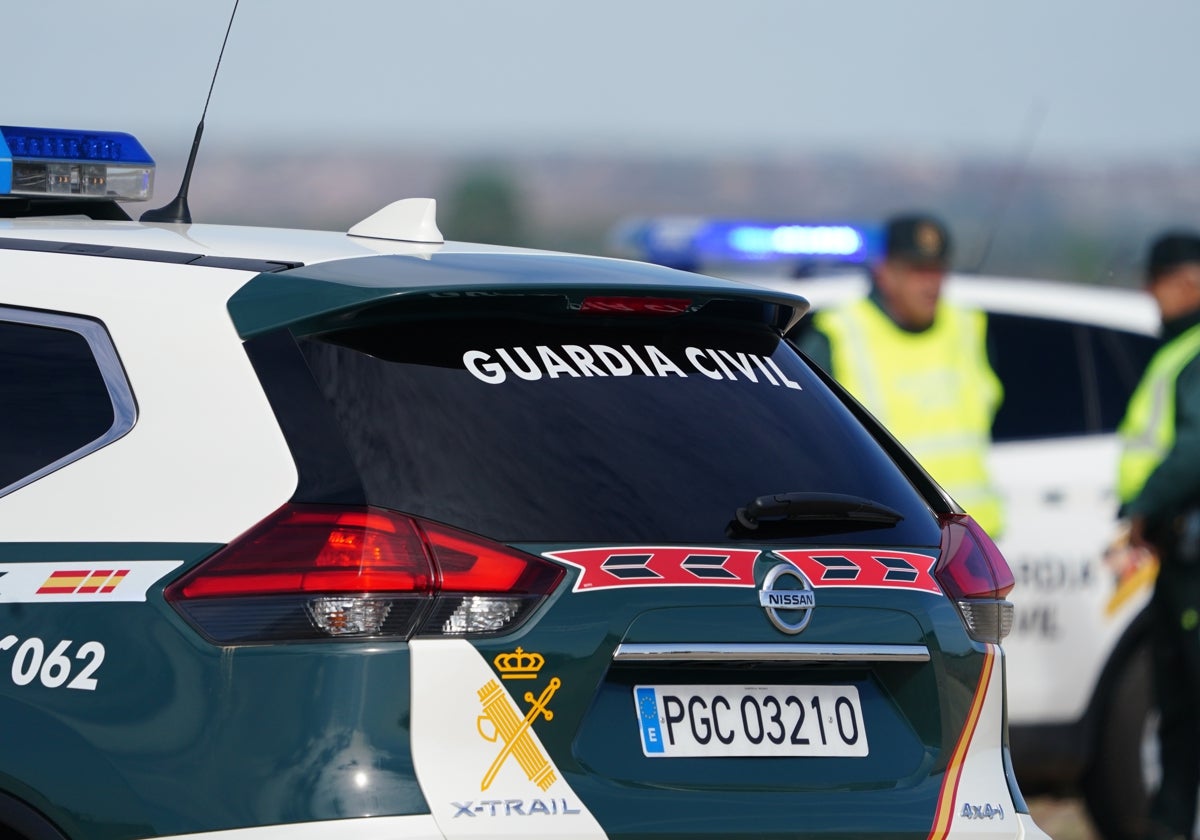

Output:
xmin=0 ymin=125 xmax=155 ymax=202
xmin=0 ymin=126 xmax=153 ymax=164
xmin=613 ymin=217 xmax=881 ymax=268
xmin=724 ymin=224 xmax=864 ymax=258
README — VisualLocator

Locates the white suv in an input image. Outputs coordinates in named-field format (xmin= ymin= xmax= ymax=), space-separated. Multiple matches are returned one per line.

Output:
xmin=0 ymin=127 xmax=1050 ymax=840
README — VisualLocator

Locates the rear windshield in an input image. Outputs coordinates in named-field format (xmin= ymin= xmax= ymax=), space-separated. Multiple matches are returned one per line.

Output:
xmin=297 ymin=315 xmax=939 ymax=546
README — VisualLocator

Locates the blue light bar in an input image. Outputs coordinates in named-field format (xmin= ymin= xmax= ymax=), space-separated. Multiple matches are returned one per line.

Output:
xmin=0 ymin=125 xmax=155 ymax=201
xmin=612 ymin=217 xmax=881 ymax=268
xmin=708 ymin=222 xmax=872 ymax=260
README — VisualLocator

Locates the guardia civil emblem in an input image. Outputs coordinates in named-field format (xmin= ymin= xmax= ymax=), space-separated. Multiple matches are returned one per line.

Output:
xmin=475 ymin=647 xmax=561 ymax=791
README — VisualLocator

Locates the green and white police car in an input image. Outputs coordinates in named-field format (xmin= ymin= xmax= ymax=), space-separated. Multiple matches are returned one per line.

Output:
xmin=0 ymin=127 xmax=1046 ymax=840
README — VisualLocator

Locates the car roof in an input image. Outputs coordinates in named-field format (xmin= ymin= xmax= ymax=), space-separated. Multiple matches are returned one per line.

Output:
xmin=0 ymin=216 xmax=528 ymax=265
xmin=0 ymin=215 xmax=812 ymax=339
xmin=734 ymin=270 xmax=1161 ymax=336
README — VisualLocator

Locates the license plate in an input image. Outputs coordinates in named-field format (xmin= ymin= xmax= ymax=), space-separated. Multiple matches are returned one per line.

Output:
xmin=634 ymin=684 xmax=869 ymax=757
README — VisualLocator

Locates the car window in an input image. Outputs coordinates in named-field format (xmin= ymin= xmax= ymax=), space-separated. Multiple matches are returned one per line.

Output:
xmin=295 ymin=315 xmax=941 ymax=546
xmin=1086 ymin=325 xmax=1158 ymax=433
xmin=989 ymin=313 xmax=1090 ymax=442
xmin=988 ymin=313 xmax=1158 ymax=442
xmin=0 ymin=309 xmax=136 ymax=496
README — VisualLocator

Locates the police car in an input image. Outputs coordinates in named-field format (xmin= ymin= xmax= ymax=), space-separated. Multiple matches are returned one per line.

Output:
xmin=0 ymin=126 xmax=1050 ymax=840
xmin=614 ymin=218 xmax=1164 ymax=839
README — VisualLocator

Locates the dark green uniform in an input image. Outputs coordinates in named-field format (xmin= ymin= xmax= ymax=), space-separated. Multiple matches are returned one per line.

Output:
xmin=1121 ymin=307 xmax=1200 ymax=839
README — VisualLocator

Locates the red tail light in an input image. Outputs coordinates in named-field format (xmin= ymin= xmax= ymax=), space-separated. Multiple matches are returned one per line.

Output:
xmin=578 ymin=296 xmax=692 ymax=315
xmin=934 ymin=513 xmax=1015 ymax=643
xmin=165 ymin=504 xmax=564 ymax=645
xmin=172 ymin=507 xmax=434 ymax=598
xmin=422 ymin=520 xmax=537 ymax=593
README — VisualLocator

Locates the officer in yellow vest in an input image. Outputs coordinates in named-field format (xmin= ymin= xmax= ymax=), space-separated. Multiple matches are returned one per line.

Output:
xmin=1119 ymin=231 xmax=1200 ymax=840
xmin=796 ymin=212 xmax=1004 ymax=536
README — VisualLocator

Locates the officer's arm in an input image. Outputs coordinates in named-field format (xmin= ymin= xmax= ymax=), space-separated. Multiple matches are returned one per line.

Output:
xmin=1125 ymin=356 xmax=1200 ymax=521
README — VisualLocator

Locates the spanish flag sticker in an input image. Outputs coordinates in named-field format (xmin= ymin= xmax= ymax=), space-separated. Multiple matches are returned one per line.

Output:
xmin=37 ymin=569 xmax=130 ymax=595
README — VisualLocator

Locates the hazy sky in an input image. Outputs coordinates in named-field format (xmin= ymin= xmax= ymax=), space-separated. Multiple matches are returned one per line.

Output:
xmin=6 ymin=1 xmax=1200 ymax=165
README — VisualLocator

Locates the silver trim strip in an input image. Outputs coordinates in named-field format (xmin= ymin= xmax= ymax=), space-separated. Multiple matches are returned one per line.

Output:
xmin=612 ymin=643 xmax=930 ymax=663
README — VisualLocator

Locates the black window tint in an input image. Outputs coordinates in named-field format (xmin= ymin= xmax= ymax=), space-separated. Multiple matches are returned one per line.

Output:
xmin=1087 ymin=326 xmax=1158 ymax=433
xmin=0 ymin=320 xmax=115 ymax=492
xmin=297 ymin=316 xmax=940 ymax=546
xmin=989 ymin=313 xmax=1088 ymax=442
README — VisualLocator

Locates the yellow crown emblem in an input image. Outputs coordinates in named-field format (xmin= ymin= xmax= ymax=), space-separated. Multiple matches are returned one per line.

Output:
xmin=916 ymin=222 xmax=943 ymax=256
xmin=493 ymin=646 xmax=544 ymax=679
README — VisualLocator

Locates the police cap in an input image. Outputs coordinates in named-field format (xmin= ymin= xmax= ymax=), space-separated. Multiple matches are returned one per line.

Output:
xmin=884 ymin=213 xmax=952 ymax=267
xmin=1146 ymin=230 xmax=1200 ymax=282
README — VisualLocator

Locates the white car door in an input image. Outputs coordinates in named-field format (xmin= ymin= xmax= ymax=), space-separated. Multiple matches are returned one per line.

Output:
xmin=983 ymin=310 xmax=1158 ymax=726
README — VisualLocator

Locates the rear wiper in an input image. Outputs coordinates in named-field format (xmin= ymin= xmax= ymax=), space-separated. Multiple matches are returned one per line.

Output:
xmin=733 ymin=492 xmax=904 ymax=532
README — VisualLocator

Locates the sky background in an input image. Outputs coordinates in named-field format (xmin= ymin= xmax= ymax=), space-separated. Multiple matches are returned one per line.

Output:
xmin=6 ymin=0 xmax=1200 ymax=166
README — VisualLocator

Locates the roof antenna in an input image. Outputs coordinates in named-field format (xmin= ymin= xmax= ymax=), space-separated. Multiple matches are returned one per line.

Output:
xmin=141 ymin=0 xmax=240 ymax=224
xmin=970 ymin=100 xmax=1046 ymax=274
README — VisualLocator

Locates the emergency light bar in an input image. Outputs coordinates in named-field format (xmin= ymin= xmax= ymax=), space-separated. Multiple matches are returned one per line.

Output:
xmin=705 ymin=222 xmax=873 ymax=260
xmin=0 ymin=125 xmax=155 ymax=202
xmin=614 ymin=217 xmax=881 ymax=268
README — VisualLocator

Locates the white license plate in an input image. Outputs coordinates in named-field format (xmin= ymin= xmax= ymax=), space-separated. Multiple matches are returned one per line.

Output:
xmin=634 ymin=684 xmax=869 ymax=757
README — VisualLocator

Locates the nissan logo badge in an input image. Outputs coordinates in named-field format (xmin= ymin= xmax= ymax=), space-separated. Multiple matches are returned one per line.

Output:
xmin=759 ymin=564 xmax=816 ymax=634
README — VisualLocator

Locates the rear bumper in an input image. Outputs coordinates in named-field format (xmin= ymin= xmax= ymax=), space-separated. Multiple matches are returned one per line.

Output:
xmin=406 ymin=639 xmax=1046 ymax=840
xmin=147 ymin=809 xmax=1052 ymax=840
xmin=147 ymin=644 xmax=1047 ymax=840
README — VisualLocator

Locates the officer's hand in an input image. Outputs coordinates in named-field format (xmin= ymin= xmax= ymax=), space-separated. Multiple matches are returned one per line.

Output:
xmin=1128 ymin=515 xmax=1159 ymax=555
xmin=1105 ymin=517 xmax=1158 ymax=581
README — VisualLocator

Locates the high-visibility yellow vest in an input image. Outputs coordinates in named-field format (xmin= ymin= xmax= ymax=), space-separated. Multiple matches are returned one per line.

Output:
xmin=1117 ymin=323 xmax=1200 ymax=505
xmin=814 ymin=298 xmax=1005 ymax=536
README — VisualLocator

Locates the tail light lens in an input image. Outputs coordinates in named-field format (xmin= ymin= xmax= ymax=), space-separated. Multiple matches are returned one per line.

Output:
xmin=934 ymin=513 xmax=1016 ymax=644
xmin=578 ymin=296 xmax=692 ymax=315
xmin=165 ymin=504 xmax=564 ymax=645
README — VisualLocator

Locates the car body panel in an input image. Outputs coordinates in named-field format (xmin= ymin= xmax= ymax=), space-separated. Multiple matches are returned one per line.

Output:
xmin=990 ymin=434 xmax=1153 ymax=723
xmin=0 ymin=251 xmax=296 ymax=543
xmin=0 ymin=608 xmax=430 ymax=837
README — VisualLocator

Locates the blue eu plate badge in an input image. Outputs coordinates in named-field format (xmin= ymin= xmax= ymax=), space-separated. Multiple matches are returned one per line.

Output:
xmin=635 ymin=687 xmax=664 ymax=754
